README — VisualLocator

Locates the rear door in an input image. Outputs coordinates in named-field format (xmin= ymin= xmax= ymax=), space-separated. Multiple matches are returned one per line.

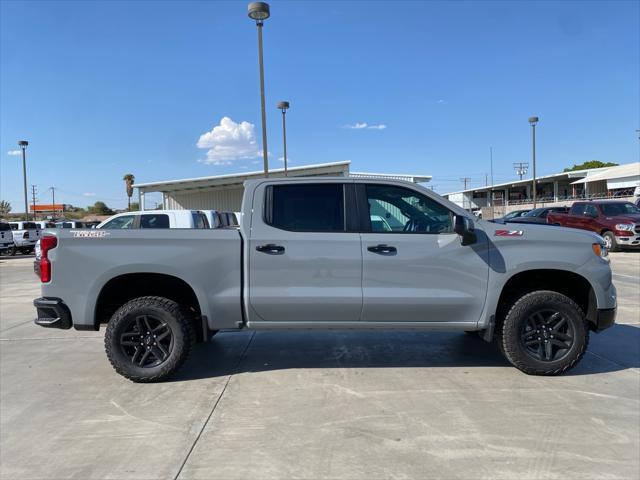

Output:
xmin=359 ymin=183 xmax=489 ymax=324
xmin=248 ymin=181 xmax=362 ymax=323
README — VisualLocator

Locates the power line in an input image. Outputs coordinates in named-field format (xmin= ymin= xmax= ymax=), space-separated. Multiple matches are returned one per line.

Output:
xmin=459 ymin=177 xmax=472 ymax=190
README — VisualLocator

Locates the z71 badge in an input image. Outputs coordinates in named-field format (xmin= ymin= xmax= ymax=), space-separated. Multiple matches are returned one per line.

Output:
xmin=494 ymin=229 xmax=524 ymax=237
xmin=71 ymin=230 xmax=110 ymax=238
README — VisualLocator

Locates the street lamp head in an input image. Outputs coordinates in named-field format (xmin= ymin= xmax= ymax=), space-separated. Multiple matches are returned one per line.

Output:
xmin=18 ymin=140 xmax=28 ymax=148
xmin=248 ymin=2 xmax=270 ymax=21
xmin=277 ymin=101 xmax=290 ymax=111
xmin=528 ymin=116 xmax=539 ymax=125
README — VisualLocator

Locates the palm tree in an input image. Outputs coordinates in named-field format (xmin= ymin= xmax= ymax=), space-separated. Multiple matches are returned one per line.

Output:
xmin=123 ymin=174 xmax=135 ymax=211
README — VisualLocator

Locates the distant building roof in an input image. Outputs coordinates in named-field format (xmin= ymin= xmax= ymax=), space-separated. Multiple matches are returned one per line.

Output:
xmin=136 ymin=161 xmax=432 ymax=193
xmin=443 ymin=164 xmax=625 ymax=196
xmin=570 ymin=162 xmax=640 ymax=184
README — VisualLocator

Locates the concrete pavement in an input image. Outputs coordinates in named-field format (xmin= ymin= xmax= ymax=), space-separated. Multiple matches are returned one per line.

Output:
xmin=1 ymin=252 xmax=638 ymax=479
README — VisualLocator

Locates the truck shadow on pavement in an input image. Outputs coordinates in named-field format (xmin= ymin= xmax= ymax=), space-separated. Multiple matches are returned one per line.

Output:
xmin=170 ymin=324 xmax=639 ymax=382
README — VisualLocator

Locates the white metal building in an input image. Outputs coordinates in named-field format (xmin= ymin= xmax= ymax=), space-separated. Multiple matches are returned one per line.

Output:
xmin=135 ymin=161 xmax=432 ymax=211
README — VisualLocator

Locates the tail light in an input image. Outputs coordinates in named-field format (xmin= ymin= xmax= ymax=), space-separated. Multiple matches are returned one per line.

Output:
xmin=39 ymin=235 xmax=58 ymax=282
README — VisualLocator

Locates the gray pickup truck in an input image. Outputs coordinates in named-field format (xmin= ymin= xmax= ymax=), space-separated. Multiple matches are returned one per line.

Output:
xmin=33 ymin=178 xmax=617 ymax=382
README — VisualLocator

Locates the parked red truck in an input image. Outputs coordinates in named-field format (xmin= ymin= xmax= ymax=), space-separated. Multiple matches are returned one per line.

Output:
xmin=547 ymin=200 xmax=640 ymax=251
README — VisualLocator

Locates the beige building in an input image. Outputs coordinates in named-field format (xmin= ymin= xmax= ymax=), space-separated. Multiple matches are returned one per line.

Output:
xmin=135 ymin=161 xmax=432 ymax=211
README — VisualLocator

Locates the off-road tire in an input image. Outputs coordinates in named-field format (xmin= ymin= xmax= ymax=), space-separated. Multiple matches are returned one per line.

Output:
xmin=105 ymin=296 xmax=195 ymax=383
xmin=496 ymin=290 xmax=589 ymax=376
xmin=602 ymin=231 xmax=619 ymax=252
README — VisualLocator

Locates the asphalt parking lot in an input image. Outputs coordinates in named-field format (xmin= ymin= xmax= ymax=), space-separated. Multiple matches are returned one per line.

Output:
xmin=1 ymin=253 xmax=638 ymax=480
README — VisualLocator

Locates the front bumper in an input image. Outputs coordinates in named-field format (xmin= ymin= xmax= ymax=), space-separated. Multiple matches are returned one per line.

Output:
xmin=615 ymin=234 xmax=640 ymax=247
xmin=34 ymin=297 xmax=72 ymax=329
xmin=594 ymin=307 xmax=616 ymax=332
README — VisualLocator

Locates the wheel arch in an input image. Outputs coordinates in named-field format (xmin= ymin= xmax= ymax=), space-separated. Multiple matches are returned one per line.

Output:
xmin=94 ymin=273 xmax=205 ymax=337
xmin=495 ymin=269 xmax=597 ymax=333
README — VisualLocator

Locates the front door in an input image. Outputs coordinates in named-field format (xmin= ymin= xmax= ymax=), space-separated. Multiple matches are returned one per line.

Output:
xmin=359 ymin=183 xmax=489 ymax=324
xmin=248 ymin=181 xmax=363 ymax=323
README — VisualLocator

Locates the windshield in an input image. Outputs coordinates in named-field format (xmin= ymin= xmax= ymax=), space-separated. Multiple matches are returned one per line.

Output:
xmin=600 ymin=202 xmax=640 ymax=216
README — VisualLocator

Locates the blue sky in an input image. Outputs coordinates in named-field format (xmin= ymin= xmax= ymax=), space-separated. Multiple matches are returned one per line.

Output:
xmin=1 ymin=0 xmax=638 ymax=212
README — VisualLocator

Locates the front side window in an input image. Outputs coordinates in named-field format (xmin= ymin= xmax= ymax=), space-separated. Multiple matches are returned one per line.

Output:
xmin=365 ymin=184 xmax=453 ymax=234
xmin=601 ymin=202 xmax=640 ymax=216
xmin=140 ymin=214 xmax=170 ymax=229
xmin=268 ymin=184 xmax=345 ymax=232
xmin=101 ymin=215 xmax=135 ymax=229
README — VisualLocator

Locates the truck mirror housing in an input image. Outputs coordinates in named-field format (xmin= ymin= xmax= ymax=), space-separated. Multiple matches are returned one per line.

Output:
xmin=454 ymin=215 xmax=477 ymax=246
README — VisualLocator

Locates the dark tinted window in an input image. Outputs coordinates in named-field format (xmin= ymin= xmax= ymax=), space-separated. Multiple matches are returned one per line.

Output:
xmin=9 ymin=224 xmax=17 ymax=230
xmin=268 ymin=184 xmax=345 ymax=232
xmin=140 ymin=214 xmax=170 ymax=229
xmin=0 ymin=223 xmax=10 ymax=231
xmin=524 ymin=208 xmax=545 ymax=217
xmin=365 ymin=184 xmax=453 ymax=233
xmin=23 ymin=222 xmax=37 ymax=229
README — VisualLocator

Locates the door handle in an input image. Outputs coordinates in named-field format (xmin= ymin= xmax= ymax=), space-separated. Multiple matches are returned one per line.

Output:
xmin=256 ymin=244 xmax=285 ymax=255
xmin=367 ymin=244 xmax=397 ymax=255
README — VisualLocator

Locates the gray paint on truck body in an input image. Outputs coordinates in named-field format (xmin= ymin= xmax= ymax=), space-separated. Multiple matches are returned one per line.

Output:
xmin=40 ymin=178 xmax=616 ymax=332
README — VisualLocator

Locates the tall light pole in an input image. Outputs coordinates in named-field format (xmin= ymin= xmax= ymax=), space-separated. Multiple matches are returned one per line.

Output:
xmin=49 ymin=187 xmax=57 ymax=220
xmin=18 ymin=141 xmax=29 ymax=221
xmin=277 ymin=101 xmax=290 ymax=176
xmin=529 ymin=116 xmax=539 ymax=208
xmin=248 ymin=2 xmax=271 ymax=177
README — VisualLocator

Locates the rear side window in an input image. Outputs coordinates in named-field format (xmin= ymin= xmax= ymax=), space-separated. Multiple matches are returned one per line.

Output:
xmin=267 ymin=184 xmax=345 ymax=232
xmin=192 ymin=213 xmax=209 ymax=229
xmin=0 ymin=223 xmax=10 ymax=231
xmin=10 ymin=224 xmax=17 ymax=230
xmin=101 ymin=215 xmax=135 ymax=229
xmin=584 ymin=204 xmax=599 ymax=217
xmin=569 ymin=204 xmax=585 ymax=215
xmin=23 ymin=222 xmax=37 ymax=229
xmin=140 ymin=214 xmax=170 ymax=229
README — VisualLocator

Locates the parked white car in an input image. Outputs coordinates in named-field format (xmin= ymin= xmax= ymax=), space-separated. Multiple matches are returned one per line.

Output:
xmin=97 ymin=210 xmax=210 ymax=229
xmin=0 ymin=222 xmax=15 ymax=254
xmin=56 ymin=221 xmax=90 ymax=229
xmin=202 ymin=210 xmax=239 ymax=229
xmin=8 ymin=221 xmax=40 ymax=254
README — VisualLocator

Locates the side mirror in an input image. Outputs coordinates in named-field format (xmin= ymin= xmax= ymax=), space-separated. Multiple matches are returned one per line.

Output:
xmin=454 ymin=215 xmax=477 ymax=246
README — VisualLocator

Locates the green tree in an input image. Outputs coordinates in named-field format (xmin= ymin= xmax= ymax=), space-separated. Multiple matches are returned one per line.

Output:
xmin=0 ymin=200 xmax=11 ymax=216
xmin=123 ymin=173 xmax=135 ymax=211
xmin=563 ymin=161 xmax=618 ymax=172
xmin=89 ymin=201 xmax=114 ymax=215
xmin=129 ymin=202 xmax=140 ymax=211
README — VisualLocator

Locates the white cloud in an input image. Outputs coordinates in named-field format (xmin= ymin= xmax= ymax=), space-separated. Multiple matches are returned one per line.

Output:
xmin=343 ymin=122 xmax=386 ymax=130
xmin=7 ymin=150 xmax=21 ymax=156
xmin=437 ymin=99 xmax=446 ymax=104
xmin=277 ymin=156 xmax=293 ymax=163
xmin=83 ymin=192 xmax=96 ymax=197
xmin=197 ymin=116 xmax=261 ymax=165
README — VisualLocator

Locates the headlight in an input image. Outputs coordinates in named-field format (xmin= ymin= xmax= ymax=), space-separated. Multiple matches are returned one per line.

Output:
xmin=615 ymin=223 xmax=635 ymax=232
xmin=592 ymin=242 xmax=608 ymax=258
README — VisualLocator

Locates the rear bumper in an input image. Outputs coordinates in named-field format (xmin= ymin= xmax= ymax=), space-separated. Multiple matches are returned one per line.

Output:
xmin=594 ymin=307 xmax=616 ymax=332
xmin=34 ymin=297 xmax=72 ymax=329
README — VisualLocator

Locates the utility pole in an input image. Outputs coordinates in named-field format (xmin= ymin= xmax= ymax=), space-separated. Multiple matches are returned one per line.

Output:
xmin=529 ymin=116 xmax=539 ymax=208
xmin=31 ymin=185 xmax=38 ymax=221
xmin=460 ymin=177 xmax=471 ymax=190
xmin=49 ymin=187 xmax=57 ymax=220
